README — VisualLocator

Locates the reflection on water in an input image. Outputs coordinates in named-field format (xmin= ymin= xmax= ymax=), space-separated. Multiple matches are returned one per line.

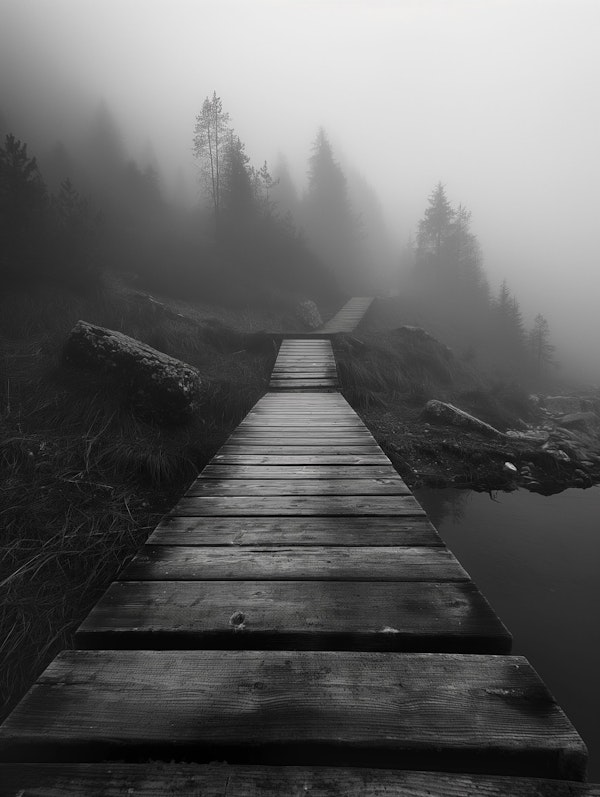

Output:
xmin=415 ymin=486 xmax=470 ymax=528
xmin=414 ymin=485 xmax=600 ymax=780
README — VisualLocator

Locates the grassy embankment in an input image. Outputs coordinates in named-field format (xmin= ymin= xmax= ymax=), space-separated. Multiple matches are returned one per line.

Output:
xmin=332 ymin=312 xmax=550 ymax=490
xmin=0 ymin=276 xmax=282 ymax=718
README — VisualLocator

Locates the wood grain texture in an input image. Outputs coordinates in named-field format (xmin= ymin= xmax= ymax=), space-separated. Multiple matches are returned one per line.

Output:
xmin=1 ymin=764 xmax=598 ymax=796
xmin=120 ymin=545 xmax=468 ymax=581
xmin=170 ymin=495 xmax=425 ymax=515
xmin=75 ymin=580 xmax=511 ymax=653
xmin=184 ymin=478 xmax=411 ymax=496
xmin=218 ymin=446 xmax=390 ymax=458
xmin=238 ymin=415 xmax=367 ymax=431
xmin=212 ymin=454 xmax=394 ymax=465
xmin=198 ymin=464 xmax=401 ymax=479
xmin=0 ymin=650 xmax=586 ymax=779
xmin=147 ymin=516 xmax=443 ymax=546
xmin=228 ymin=436 xmax=377 ymax=445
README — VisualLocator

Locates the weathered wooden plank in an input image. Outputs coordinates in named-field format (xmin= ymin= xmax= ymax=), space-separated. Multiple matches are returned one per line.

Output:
xmin=269 ymin=384 xmax=338 ymax=389
xmin=198 ymin=465 xmax=399 ymax=478
xmin=233 ymin=428 xmax=373 ymax=435
xmin=75 ymin=580 xmax=511 ymax=653
xmin=147 ymin=516 xmax=443 ymax=546
xmin=228 ymin=438 xmax=377 ymax=446
xmin=0 ymin=650 xmax=586 ymax=780
xmin=256 ymin=394 xmax=347 ymax=399
xmin=219 ymin=445 xmax=386 ymax=456
xmin=272 ymin=362 xmax=336 ymax=366
xmin=269 ymin=381 xmax=338 ymax=387
xmin=238 ymin=421 xmax=367 ymax=428
xmin=1 ymin=764 xmax=598 ymax=797
xmin=120 ymin=545 xmax=467 ymax=581
xmin=230 ymin=433 xmax=375 ymax=440
xmin=252 ymin=399 xmax=350 ymax=405
xmin=249 ymin=404 xmax=355 ymax=408
xmin=273 ymin=365 xmax=336 ymax=369
xmin=246 ymin=410 xmax=357 ymax=416
xmin=270 ymin=373 xmax=338 ymax=378
xmin=185 ymin=478 xmax=411 ymax=496
xmin=247 ymin=402 xmax=351 ymax=408
xmin=248 ymin=405 xmax=355 ymax=410
xmin=171 ymin=495 xmax=424 ymax=515
xmin=213 ymin=454 xmax=392 ymax=465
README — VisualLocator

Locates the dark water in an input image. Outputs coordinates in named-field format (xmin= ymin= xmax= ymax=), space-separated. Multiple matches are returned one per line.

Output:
xmin=414 ymin=485 xmax=600 ymax=781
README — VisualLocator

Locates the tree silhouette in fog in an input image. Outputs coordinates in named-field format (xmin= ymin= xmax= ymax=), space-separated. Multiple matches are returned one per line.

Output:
xmin=302 ymin=128 xmax=360 ymax=292
xmin=193 ymin=92 xmax=231 ymax=235
xmin=0 ymin=134 xmax=47 ymax=279
xmin=417 ymin=182 xmax=454 ymax=262
xmin=528 ymin=313 xmax=555 ymax=378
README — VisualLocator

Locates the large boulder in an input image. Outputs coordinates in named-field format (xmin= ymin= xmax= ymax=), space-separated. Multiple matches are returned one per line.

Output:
xmin=421 ymin=399 xmax=505 ymax=439
xmin=64 ymin=321 xmax=202 ymax=423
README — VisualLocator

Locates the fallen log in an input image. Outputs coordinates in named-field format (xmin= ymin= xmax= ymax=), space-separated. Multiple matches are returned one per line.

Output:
xmin=64 ymin=321 xmax=202 ymax=423
xmin=421 ymin=399 xmax=506 ymax=439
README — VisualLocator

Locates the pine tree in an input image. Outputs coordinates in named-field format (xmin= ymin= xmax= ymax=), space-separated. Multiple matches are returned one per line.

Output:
xmin=528 ymin=313 xmax=555 ymax=377
xmin=302 ymin=128 xmax=359 ymax=290
xmin=271 ymin=155 xmax=299 ymax=221
xmin=193 ymin=92 xmax=232 ymax=233
xmin=220 ymin=134 xmax=255 ymax=226
xmin=417 ymin=182 xmax=455 ymax=261
xmin=0 ymin=134 xmax=47 ymax=274
xmin=50 ymin=178 xmax=100 ymax=283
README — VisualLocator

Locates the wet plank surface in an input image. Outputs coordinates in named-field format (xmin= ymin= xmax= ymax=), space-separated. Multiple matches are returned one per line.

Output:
xmin=147 ymin=516 xmax=443 ymax=546
xmin=269 ymin=339 xmax=338 ymax=390
xmin=76 ymin=580 xmax=511 ymax=652
xmin=184 ymin=478 xmax=411 ymax=496
xmin=171 ymin=496 xmax=425 ymax=516
xmin=198 ymin=464 xmax=401 ymax=478
xmin=1 ymin=764 xmax=598 ymax=797
xmin=121 ymin=545 xmax=467 ymax=581
xmin=0 ymin=651 xmax=586 ymax=780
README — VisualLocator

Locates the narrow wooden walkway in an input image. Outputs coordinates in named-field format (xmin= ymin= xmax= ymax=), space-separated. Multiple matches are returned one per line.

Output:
xmin=316 ymin=296 xmax=374 ymax=334
xmin=269 ymin=339 xmax=338 ymax=390
xmin=0 ymin=298 xmax=595 ymax=794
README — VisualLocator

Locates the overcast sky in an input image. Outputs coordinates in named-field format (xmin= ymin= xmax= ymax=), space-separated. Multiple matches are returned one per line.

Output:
xmin=1 ymin=0 xmax=599 ymax=376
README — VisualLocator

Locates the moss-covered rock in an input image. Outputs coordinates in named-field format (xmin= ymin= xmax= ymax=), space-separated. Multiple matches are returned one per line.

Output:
xmin=64 ymin=320 xmax=202 ymax=423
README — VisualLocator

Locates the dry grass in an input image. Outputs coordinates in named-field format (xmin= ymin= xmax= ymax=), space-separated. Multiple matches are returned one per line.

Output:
xmin=0 ymin=278 xmax=277 ymax=717
xmin=333 ymin=327 xmax=472 ymax=411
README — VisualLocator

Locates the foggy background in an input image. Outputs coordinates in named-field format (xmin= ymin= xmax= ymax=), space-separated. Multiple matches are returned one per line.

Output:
xmin=1 ymin=0 xmax=599 ymax=377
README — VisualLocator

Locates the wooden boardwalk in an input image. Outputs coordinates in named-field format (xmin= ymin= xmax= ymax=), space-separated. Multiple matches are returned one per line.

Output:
xmin=0 ymin=299 xmax=596 ymax=794
xmin=315 ymin=296 xmax=374 ymax=334
xmin=269 ymin=339 xmax=338 ymax=390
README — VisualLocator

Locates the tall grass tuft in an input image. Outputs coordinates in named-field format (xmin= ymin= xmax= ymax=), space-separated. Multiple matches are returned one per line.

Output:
xmin=0 ymin=277 xmax=276 ymax=717
xmin=333 ymin=327 xmax=475 ymax=411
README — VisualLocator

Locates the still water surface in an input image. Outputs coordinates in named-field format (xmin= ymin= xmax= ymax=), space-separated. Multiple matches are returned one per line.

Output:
xmin=414 ymin=486 xmax=600 ymax=781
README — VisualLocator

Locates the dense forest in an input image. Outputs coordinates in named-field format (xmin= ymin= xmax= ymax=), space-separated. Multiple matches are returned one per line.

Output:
xmin=1 ymin=93 xmax=555 ymax=387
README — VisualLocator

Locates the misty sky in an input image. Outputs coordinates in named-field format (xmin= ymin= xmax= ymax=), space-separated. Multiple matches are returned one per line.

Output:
xmin=1 ymin=0 xmax=599 ymax=376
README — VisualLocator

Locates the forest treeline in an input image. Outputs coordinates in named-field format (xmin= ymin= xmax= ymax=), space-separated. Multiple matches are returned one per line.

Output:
xmin=0 ymin=93 xmax=554 ymax=382
xmin=400 ymin=182 xmax=554 ymax=382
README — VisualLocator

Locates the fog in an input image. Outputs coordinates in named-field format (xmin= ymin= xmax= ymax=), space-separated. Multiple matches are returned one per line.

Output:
xmin=1 ymin=0 xmax=599 ymax=377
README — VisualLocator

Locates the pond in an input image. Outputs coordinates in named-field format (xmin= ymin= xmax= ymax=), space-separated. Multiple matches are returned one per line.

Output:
xmin=414 ymin=485 xmax=600 ymax=781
